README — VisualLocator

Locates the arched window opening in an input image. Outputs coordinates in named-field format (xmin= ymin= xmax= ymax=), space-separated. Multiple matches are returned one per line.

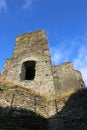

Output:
xmin=21 ymin=60 xmax=36 ymax=80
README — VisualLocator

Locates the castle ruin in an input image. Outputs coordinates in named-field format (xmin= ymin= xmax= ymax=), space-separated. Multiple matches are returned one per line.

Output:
xmin=1 ymin=30 xmax=84 ymax=118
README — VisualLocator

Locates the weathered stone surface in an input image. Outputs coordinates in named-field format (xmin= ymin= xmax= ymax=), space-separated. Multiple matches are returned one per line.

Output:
xmin=2 ymin=30 xmax=55 ymax=97
xmin=0 ymin=86 xmax=56 ymax=118
xmin=0 ymin=87 xmax=87 ymax=130
xmin=52 ymin=62 xmax=84 ymax=95
xmin=0 ymin=106 xmax=48 ymax=130
xmin=1 ymin=30 xmax=85 ymax=119
xmin=48 ymin=88 xmax=87 ymax=130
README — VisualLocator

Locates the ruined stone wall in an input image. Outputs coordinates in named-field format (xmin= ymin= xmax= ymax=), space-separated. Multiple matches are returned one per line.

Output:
xmin=0 ymin=87 xmax=56 ymax=118
xmin=2 ymin=30 xmax=55 ymax=96
xmin=48 ymin=88 xmax=87 ymax=130
xmin=2 ymin=30 xmax=85 ymax=97
xmin=52 ymin=62 xmax=84 ymax=95
xmin=0 ymin=81 xmax=86 ymax=129
xmin=1 ymin=30 xmax=85 ymax=120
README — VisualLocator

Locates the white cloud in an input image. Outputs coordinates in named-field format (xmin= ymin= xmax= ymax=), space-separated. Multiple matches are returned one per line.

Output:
xmin=50 ymin=34 xmax=87 ymax=86
xmin=50 ymin=47 xmax=62 ymax=65
xmin=50 ymin=40 xmax=75 ymax=65
xmin=73 ymin=46 xmax=87 ymax=86
xmin=50 ymin=47 xmax=69 ymax=65
xmin=22 ymin=0 xmax=40 ymax=10
xmin=23 ymin=0 xmax=33 ymax=10
xmin=0 ymin=0 xmax=7 ymax=12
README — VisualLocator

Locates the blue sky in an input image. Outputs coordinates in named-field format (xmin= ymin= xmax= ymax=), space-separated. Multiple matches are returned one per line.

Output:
xmin=0 ymin=0 xmax=87 ymax=85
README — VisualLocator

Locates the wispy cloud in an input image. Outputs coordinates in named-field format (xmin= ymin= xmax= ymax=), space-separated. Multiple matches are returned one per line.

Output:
xmin=0 ymin=0 xmax=7 ymax=12
xmin=22 ymin=0 xmax=33 ymax=10
xmin=50 ymin=40 xmax=75 ymax=65
xmin=50 ymin=34 xmax=87 ymax=86
xmin=50 ymin=47 xmax=68 ymax=65
xmin=73 ymin=46 xmax=87 ymax=86
xmin=22 ymin=0 xmax=40 ymax=10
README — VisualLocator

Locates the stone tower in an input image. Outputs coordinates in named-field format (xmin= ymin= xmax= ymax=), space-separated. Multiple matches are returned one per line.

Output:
xmin=1 ymin=30 xmax=85 ymax=119
xmin=2 ymin=30 xmax=55 ymax=96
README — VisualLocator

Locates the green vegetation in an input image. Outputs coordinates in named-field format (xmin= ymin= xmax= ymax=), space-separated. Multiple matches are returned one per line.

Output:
xmin=0 ymin=85 xmax=9 ymax=91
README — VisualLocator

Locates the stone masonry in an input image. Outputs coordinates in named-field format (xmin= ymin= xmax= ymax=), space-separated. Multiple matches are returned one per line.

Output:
xmin=2 ymin=30 xmax=55 ymax=97
xmin=1 ymin=30 xmax=85 ymax=118
xmin=53 ymin=62 xmax=84 ymax=95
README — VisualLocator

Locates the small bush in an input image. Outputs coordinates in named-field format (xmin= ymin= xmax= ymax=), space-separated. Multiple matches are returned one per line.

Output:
xmin=0 ymin=85 xmax=9 ymax=91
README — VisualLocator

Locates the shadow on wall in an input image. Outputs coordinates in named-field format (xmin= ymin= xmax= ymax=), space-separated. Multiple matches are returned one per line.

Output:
xmin=0 ymin=107 xmax=48 ymax=130
xmin=49 ymin=88 xmax=87 ymax=130
xmin=0 ymin=88 xmax=87 ymax=130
